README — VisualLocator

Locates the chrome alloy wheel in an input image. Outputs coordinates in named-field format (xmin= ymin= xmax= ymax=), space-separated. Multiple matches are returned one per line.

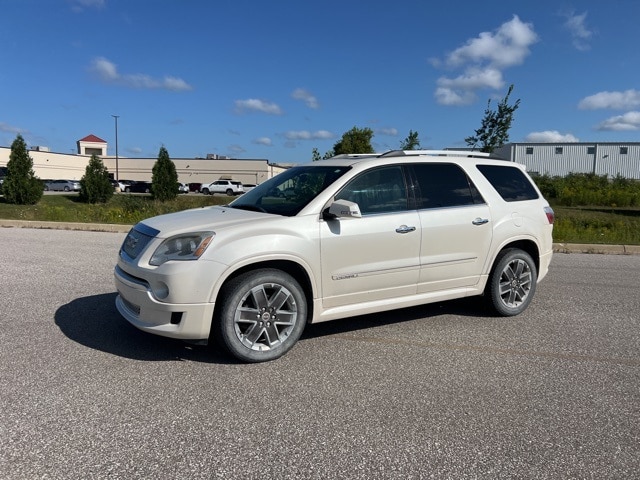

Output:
xmin=233 ymin=282 xmax=298 ymax=351
xmin=498 ymin=258 xmax=533 ymax=308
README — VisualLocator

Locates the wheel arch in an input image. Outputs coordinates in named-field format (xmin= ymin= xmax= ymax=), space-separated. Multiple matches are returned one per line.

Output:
xmin=213 ymin=259 xmax=315 ymax=324
xmin=488 ymin=238 xmax=540 ymax=278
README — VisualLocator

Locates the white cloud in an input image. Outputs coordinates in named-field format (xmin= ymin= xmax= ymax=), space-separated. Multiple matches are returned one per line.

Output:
xmin=284 ymin=130 xmax=333 ymax=140
xmin=253 ymin=137 xmax=273 ymax=146
xmin=596 ymin=111 xmax=640 ymax=131
xmin=525 ymin=131 xmax=579 ymax=142
xmin=433 ymin=16 xmax=537 ymax=106
xmin=235 ymin=99 xmax=283 ymax=115
xmin=375 ymin=128 xmax=398 ymax=136
xmin=292 ymin=88 xmax=319 ymax=109
xmin=578 ymin=90 xmax=640 ymax=110
xmin=89 ymin=57 xmax=192 ymax=91
xmin=564 ymin=12 xmax=593 ymax=51
xmin=0 ymin=122 xmax=26 ymax=134
xmin=445 ymin=15 xmax=538 ymax=68
xmin=69 ymin=0 xmax=105 ymax=12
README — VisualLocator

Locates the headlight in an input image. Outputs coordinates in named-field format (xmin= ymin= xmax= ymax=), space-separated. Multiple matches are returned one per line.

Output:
xmin=149 ymin=231 xmax=215 ymax=266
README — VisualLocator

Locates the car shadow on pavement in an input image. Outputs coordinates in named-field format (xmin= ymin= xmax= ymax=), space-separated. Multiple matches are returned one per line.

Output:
xmin=54 ymin=292 xmax=232 ymax=364
xmin=301 ymin=297 xmax=490 ymax=340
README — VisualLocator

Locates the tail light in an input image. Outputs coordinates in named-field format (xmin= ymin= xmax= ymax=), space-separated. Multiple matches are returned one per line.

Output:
xmin=544 ymin=206 xmax=555 ymax=224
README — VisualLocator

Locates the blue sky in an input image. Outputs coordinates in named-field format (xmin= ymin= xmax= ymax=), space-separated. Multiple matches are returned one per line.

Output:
xmin=1 ymin=0 xmax=640 ymax=163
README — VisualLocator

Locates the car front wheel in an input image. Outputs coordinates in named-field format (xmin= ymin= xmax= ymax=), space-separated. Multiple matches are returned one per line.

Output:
xmin=486 ymin=248 xmax=537 ymax=316
xmin=212 ymin=269 xmax=307 ymax=362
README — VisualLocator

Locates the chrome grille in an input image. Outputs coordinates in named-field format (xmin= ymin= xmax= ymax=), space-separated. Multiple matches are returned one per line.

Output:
xmin=121 ymin=223 xmax=159 ymax=260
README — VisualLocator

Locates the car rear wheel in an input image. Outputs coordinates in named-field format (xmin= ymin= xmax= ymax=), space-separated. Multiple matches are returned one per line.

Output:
xmin=486 ymin=248 xmax=537 ymax=316
xmin=225 ymin=188 xmax=233 ymax=196
xmin=212 ymin=269 xmax=307 ymax=362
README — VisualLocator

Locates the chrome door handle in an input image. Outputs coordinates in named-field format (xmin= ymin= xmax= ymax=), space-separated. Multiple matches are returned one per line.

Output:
xmin=472 ymin=218 xmax=489 ymax=225
xmin=396 ymin=225 xmax=416 ymax=234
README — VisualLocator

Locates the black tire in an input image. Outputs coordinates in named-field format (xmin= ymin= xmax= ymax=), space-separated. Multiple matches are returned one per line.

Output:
xmin=125 ymin=187 xmax=131 ymax=193
xmin=212 ymin=268 xmax=307 ymax=362
xmin=225 ymin=188 xmax=233 ymax=196
xmin=64 ymin=186 xmax=70 ymax=192
xmin=486 ymin=248 xmax=537 ymax=316
xmin=202 ymin=188 xmax=209 ymax=195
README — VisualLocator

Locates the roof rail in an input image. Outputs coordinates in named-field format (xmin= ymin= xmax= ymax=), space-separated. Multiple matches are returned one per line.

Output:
xmin=329 ymin=153 xmax=380 ymax=159
xmin=379 ymin=149 xmax=491 ymax=158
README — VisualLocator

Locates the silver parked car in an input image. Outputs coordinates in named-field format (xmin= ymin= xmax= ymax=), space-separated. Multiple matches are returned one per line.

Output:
xmin=44 ymin=179 xmax=80 ymax=192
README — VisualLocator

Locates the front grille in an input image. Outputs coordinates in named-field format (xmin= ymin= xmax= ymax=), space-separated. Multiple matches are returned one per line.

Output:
xmin=121 ymin=223 xmax=159 ymax=260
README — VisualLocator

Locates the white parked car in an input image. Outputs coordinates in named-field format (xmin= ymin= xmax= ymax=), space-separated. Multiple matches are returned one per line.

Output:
xmin=115 ymin=150 xmax=554 ymax=362
xmin=201 ymin=179 xmax=244 ymax=196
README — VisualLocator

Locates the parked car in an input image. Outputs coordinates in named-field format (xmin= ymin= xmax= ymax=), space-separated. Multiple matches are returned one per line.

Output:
xmin=44 ymin=179 xmax=80 ymax=192
xmin=115 ymin=150 xmax=554 ymax=363
xmin=188 ymin=183 xmax=202 ymax=193
xmin=201 ymin=179 xmax=244 ymax=196
xmin=123 ymin=181 xmax=152 ymax=193
xmin=178 ymin=183 xmax=189 ymax=194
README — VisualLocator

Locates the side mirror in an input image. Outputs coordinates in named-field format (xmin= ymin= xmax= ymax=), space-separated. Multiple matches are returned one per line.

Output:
xmin=324 ymin=199 xmax=362 ymax=219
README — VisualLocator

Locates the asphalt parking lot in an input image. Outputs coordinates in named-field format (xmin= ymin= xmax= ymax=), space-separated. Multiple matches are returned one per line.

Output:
xmin=1 ymin=227 xmax=638 ymax=479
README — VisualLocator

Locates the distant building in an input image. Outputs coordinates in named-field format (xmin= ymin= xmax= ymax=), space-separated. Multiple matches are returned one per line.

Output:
xmin=0 ymin=134 xmax=286 ymax=184
xmin=494 ymin=142 xmax=640 ymax=179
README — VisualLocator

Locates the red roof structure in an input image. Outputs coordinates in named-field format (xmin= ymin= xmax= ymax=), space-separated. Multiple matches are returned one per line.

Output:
xmin=79 ymin=134 xmax=106 ymax=143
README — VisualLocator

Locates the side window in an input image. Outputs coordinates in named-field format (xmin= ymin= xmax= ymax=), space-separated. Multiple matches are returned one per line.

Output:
xmin=411 ymin=163 xmax=484 ymax=209
xmin=335 ymin=166 xmax=408 ymax=215
xmin=476 ymin=164 xmax=539 ymax=202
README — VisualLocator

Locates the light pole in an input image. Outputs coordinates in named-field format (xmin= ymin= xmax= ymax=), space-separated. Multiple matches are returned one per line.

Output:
xmin=111 ymin=115 xmax=120 ymax=181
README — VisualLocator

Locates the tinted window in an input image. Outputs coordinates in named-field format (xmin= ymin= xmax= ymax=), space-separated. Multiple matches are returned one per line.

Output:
xmin=411 ymin=163 xmax=484 ymax=209
xmin=476 ymin=164 xmax=539 ymax=202
xmin=335 ymin=166 xmax=408 ymax=215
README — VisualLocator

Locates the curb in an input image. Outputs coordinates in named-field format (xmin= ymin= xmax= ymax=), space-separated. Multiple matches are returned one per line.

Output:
xmin=1 ymin=219 xmax=639 ymax=255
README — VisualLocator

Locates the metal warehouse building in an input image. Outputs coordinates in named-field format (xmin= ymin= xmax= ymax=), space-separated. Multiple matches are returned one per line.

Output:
xmin=493 ymin=142 xmax=640 ymax=179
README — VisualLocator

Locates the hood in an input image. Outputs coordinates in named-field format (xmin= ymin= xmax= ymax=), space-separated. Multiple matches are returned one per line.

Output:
xmin=138 ymin=206 xmax=269 ymax=237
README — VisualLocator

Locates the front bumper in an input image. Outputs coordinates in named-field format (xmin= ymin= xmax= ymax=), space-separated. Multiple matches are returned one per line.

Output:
xmin=114 ymin=265 xmax=216 ymax=340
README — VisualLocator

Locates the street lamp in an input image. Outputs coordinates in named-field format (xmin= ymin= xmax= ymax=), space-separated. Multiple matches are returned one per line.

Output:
xmin=111 ymin=115 xmax=120 ymax=181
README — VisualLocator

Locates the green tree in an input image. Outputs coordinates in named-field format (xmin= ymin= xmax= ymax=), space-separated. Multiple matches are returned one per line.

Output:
xmin=400 ymin=130 xmax=421 ymax=150
xmin=79 ymin=154 xmax=113 ymax=203
xmin=332 ymin=126 xmax=374 ymax=155
xmin=3 ymin=134 xmax=43 ymax=205
xmin=151 ymin=146 xmax=178 ymax=201
xmin=311 ymin=147 xmax=335 ymax=161
xmin=465 ymin=84 xmax=520 ymax=153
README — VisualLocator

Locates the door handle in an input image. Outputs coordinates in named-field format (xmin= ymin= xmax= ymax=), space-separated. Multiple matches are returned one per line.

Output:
xmin=472 ymin=218 xmax=489 ymax=225
xmin=396 ymin=225 xmax=416 ymax=234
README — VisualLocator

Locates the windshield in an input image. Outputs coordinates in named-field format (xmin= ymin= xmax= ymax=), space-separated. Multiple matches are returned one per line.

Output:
xmin=229 ymin=165 xmax=351 ymax=216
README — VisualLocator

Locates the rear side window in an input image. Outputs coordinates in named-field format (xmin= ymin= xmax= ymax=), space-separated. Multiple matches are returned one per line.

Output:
xmin=411 ymin=163 xmax=485 ymax=209
xmin=476 ymin=165 xmax=539 ymax=202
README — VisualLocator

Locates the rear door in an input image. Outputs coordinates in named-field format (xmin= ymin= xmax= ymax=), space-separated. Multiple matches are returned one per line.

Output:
xmin=320 ymin=165 xmax=421 ymax=309
xmin=410 ymin=163 xmax=493 ymax=293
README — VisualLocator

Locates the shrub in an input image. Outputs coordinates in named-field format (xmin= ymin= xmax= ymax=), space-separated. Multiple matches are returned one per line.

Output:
xmin=3 ymin=134 xmax=43 ymax=205
xmin=79 ymin=154 xmax=114 ymax=204
xmin=151 ymin=146 xmax=178 ymax=201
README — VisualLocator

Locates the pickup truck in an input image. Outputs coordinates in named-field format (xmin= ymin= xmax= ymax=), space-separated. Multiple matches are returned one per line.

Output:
xmin=201 ymin=180 xmax=244 ymax=196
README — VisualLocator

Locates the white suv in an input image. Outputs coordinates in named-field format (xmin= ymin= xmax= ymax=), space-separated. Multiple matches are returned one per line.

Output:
xmin=114 ymin=150 xmax=554 ymax=362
